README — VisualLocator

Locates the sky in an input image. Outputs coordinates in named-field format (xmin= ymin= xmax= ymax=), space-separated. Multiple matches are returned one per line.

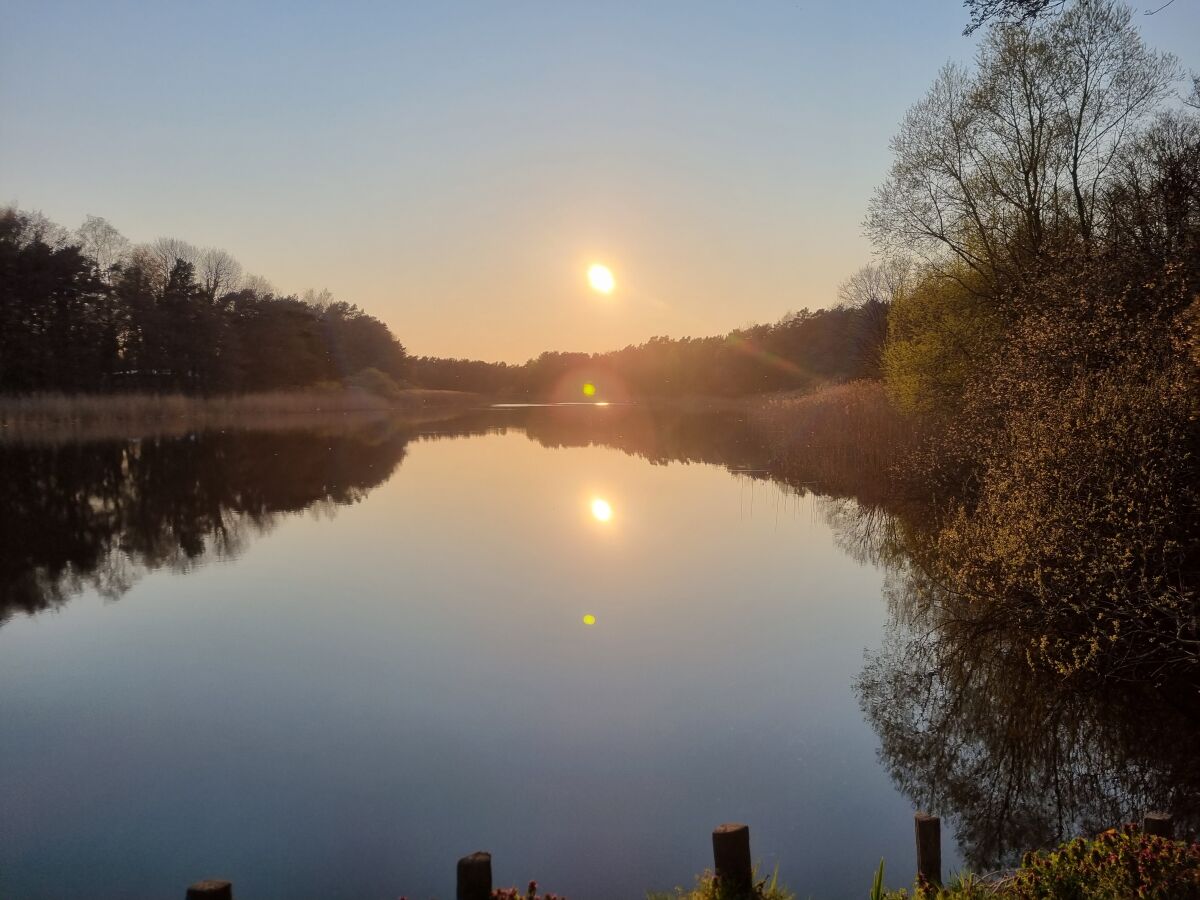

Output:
xmin=2 ymin=1 xmax=1197 ymax=363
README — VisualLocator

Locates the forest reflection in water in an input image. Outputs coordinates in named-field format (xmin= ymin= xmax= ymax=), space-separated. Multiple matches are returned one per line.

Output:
xmin=0 ymin=403 xmax=771 ymax=623
xmin=845 ymin=503 xmax=1200 ymax=871
xmin=2 ymin=402 xmax=1197 ymax=881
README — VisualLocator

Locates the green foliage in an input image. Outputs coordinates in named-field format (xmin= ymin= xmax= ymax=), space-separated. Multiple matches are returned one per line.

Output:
xmin=1009 ymin=827 xmax=1200 ymax=898
xmin=881 ymin=265 xmax=1000 ymax=416
xmin=871 ymin=859 xmax=887 ymax=900
xmin=870 ymin=3 xmax=1200 ymax=684
xmin=647 ymin=867 xmax=794 ymax=900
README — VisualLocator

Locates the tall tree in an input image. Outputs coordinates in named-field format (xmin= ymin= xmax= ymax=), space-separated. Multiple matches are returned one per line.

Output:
xmin=868 ymin=1 xmax=1178 ymax=284
xmin=197 ymin=247 xmax=242 ymax=302
xmin=76 ymin=216 xmax=129 ymax=282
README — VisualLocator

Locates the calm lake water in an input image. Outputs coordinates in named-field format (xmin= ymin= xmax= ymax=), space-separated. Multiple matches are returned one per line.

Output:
xmin=0 ymin=403 xmax=961 ymax=898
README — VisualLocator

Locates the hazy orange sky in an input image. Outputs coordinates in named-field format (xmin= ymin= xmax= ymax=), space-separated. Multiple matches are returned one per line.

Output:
xmin=3 ymin=1 xmax=1197 ymax=362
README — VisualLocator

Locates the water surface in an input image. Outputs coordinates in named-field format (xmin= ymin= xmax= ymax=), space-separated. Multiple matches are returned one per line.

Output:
xmin=0 ymin=404 xmax=1016 ymax=898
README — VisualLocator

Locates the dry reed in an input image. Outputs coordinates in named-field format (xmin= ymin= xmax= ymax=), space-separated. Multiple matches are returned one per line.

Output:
xmin=747 ymin=380 xmax=919 ymax=501
xmin=0 ymin=388 xmax=481 ymax=443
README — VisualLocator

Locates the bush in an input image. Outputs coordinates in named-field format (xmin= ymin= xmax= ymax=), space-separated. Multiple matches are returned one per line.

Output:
xmin=1008 ymin=826 xmax=1200 ymax=899
xmin=878 ymin=827 xmax=1200 ymax=899
xmin=881 ymin=264 xmax=1001 ymax=416
xmin=932 ymin=359 xmax=1198 ymax=681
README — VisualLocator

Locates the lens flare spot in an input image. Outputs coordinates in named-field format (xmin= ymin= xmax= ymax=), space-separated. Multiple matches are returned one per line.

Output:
xmin=582 ymin=382 xmax=596 ymax=397
xmin=591 ymin=498 xmax=613 ymax=522
xmin=583 ymin=614 xmax=596 ymax=626
xmin=588 ymin=263 xmax=615 ymax=294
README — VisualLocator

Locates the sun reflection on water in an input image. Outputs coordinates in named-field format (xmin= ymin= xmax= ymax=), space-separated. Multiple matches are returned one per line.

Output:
xmin=590 ymin=497 xmax=613 ymax=522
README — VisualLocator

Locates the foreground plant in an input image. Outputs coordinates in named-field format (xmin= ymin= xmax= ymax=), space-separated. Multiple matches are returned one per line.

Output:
xmin=491 ymin=882 xmax=566 ymax=900
xmin=648 ymin=866 xmax=795 ymax=900
xmin=876 ymin=825 xmax=1200 ymax=898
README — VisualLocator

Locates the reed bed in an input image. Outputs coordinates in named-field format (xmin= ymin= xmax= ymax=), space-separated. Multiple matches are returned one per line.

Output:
xmin=0 ymin=388 xmax=481 ymax=442
xmin=746 ymin=380 xmax=919 ymax=502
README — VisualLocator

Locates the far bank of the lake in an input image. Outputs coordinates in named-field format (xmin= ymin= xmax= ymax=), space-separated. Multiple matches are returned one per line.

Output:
xmin=0 ymin=387 xmax=483 ymax=442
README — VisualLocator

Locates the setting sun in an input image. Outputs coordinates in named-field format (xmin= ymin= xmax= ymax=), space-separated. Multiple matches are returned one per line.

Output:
xmin=591 ymin=497 xmax=613 ymax=522
xmin=587 ymin=263 xmax=615 ymax=295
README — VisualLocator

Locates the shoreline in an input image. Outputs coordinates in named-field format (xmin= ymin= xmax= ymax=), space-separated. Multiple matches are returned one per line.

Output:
xmin=0 ymin=388 xmax=484 ymax=442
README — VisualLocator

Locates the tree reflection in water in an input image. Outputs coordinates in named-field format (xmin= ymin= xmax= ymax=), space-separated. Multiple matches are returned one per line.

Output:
xmin=3 ymin=404 xmax=1197 ymax=872
xmin=0 ymin=423 xmax=416 ymax=621
xmin=0 ymin=404 xmax=763 ymax=623
xmin=843 ymin=499 xmax=1200 ymax=870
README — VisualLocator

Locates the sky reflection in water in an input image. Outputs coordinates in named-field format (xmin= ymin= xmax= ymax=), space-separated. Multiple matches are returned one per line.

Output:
xmin=0 ymin=407 xmax=939 ymax=899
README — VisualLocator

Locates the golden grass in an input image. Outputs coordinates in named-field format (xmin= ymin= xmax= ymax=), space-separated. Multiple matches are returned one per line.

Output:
xmin=0 ymin=388 xmax=481 ymax=442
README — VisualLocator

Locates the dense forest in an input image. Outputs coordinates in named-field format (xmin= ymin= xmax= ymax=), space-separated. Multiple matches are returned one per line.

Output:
xmin=0 ymin=209 xmax=407 ymax=394
xmin=0 ymin=206 xmax=889 ymax=401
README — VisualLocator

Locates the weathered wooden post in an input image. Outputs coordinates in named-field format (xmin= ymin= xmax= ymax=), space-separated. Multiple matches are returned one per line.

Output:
xmin=915 ymin=812 xmax=942 ymax=887
xmin=1144 ymin=812 xmax=1175 ymax=839
xmin=185 ymin=880 xmax=232 ymax=899
xmin=457 ymin=851 xmax=492 ymax=900
xmin=712 ymin=823 xmax=753 ymax=896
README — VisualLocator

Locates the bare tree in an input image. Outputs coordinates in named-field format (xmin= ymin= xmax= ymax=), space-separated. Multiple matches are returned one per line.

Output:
xmin=197 ymin=247 xmax=243 ymax=301
xmin=838 ymin=258 xmax=913 ymax=378
xmin=144 ymin=236 xmax=200 ymax=289
xmin=10 ymin=208 xmax=73 ymax=249
xmin=866 ymin=64 xmax=1004 ymax=281
xmin=838 ymin=258 xmax=913 ymax=308
xmin=76 ymin=215 xmax=129 ymax=280
xmin=1052 ymin=1 xmax=1179 ymax=242
xmin=964 ymin=0 xmax=1189 ymax=33
xmin=1184 ymin=73 xmax=1200 ymax=110
xmin=963 ymin=0 xmax=1068 ymax=35
xmin=972 ymin=22 xmax=1065 ymax=259
xmin=302 ymin=288 xmax=335 ymax=310
xmin=241 ymin=273 xmax=275 ymax=298
xmin=868 ymin=1 xmax=1178 ymax=282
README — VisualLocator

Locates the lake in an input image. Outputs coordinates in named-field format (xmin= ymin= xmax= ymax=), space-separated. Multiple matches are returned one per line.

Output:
xmin=5 ymin=401 xmax=1176 ymax=899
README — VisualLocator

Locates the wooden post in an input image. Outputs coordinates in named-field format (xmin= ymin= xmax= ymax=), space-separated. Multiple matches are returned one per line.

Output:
xmin=1144 ymin=812 xmax=1175 ymax=839
xmin=186 ymin=880 xmax=232 ymax=900
xmin=712 ymin=823 xmax=753 ymax=896
xmin=915 ymin=812 xmax=942 ymax=887
xmin=457 ymin=851 xmax=492 ymax=900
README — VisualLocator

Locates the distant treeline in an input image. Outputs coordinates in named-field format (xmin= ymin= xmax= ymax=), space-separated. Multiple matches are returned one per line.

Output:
xmin=1 ymin=204 xmax=897 ymax=401
xmin=0 ymin=209 xmax=407 ymax=394
xmin=0 ymin=204 xmax=894 ymax=402
xmin=410 ymin=299 xmax=889 ymax=399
